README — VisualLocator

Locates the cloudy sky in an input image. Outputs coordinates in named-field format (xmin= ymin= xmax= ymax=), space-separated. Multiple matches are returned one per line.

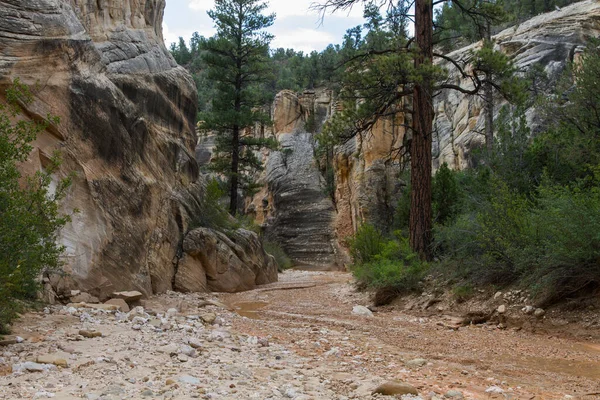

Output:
xmin=163 ymin=0 xmax=366 ymax=53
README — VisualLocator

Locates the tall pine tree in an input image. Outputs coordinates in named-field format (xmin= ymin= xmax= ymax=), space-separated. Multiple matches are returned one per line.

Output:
xmin=317 ymin=0 xmax=511 ymax=259
xmin=200 ymin=0 xmax=276 ymax=215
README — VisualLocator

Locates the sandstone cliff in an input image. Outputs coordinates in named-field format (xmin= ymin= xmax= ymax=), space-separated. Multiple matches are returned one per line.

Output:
xmin=434 ymin=0 xmax=600 ymax=170
xmin=0 ymin=0 xmax=277 ymax=298
xmin=334 ymin=0 xmax=600 ymax=241
xmin=247 ymin=90 xmax=344 ymax=269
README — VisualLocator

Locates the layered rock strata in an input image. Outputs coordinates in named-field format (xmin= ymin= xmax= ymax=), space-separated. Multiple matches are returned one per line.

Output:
xmin=249 ymin=90 xmax=343 ymax=269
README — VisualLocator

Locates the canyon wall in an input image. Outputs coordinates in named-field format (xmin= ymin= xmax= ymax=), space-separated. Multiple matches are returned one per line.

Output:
xmin=0 ymin=0 xmax=276 ymax=298
xmin=247 ymin=90 xmax=345 ymax=269
xmin=434 ymin=0 xmax=600 ymax=170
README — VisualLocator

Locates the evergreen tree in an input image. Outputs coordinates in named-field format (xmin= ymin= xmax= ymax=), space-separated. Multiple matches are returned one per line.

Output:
xmin=200 ymin=0 xmax=276 ymax=215
xmin=317 ymin=0 xmax=510 ymax=259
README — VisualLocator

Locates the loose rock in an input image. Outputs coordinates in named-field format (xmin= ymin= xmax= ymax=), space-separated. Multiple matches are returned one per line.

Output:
xmin=373 ymin=381 xmax=419 ymax=396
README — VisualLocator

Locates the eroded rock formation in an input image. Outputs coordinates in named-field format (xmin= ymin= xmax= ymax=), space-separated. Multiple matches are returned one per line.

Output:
xmin=434 ymin=0 xmax=600 ymax=170
xmin=248 ymin=90 xmax=344 ymax=269
xmin=0 ymin=0 xmax=277 ymax=298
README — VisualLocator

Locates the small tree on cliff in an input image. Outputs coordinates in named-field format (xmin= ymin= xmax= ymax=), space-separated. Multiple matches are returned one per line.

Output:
xmin=0 ymin=80 xmax=73 ymax=332
xmin=316 ymin=0 xmax=512 ymax=260
xmin=200 ymin=0 xmax=276 ymax=215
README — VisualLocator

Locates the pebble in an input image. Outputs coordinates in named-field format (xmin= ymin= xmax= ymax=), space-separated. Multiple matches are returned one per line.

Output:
xmin=485 ymin=386 xmax=504 ymax=394
xmin=445 ymin=390 xmax=464 ymax=399
xmin=522 ymin=305 xmax=535 ymax=315
xmin=406 ymin=358 xmax=428 ymax=368
xmin=79 ymin=330 xmax=102 ymax=338
xmin=534 ymin=308 xmax=546 ymax=318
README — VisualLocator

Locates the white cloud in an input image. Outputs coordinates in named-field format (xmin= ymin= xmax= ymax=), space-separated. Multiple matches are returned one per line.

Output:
xmin=188 ymin=0 xmax=363 ymax=19
xmin=271 ymin=28 xmax=336 ymax=53
xmin=162 ymin=22 xmax=197 ymax=46
xmin=164 ymin=0 xmax=365 ymax=51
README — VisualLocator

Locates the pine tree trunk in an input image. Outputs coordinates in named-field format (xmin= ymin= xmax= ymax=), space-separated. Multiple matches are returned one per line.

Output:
xmin=229 ymin=124 xmax=240 ymax=216
xmin=410 ymin=0 xmax=434 ymax=260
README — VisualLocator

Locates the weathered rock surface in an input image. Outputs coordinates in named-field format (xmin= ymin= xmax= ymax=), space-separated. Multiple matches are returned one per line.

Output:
xmin=0 ymin=0 xmax=198 ymax=298
xmin=1 ymin=0 xmax=278 ymax=298
xmin=177 ymin=227 xmax=278 ymax=293
xmin=247 ymin=90 xmax=344 ymax=269
xmin=433 ymin=0 xmax=600 ymax=170
xmin=333 ymin=112 xmax=407 ymax=240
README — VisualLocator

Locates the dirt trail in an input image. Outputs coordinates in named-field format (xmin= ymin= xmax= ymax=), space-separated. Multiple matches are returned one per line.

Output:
xmin=222 ymin=270 xmax=600 ymax=399
xmin=1 ymin=270 xmax=599 ymax=399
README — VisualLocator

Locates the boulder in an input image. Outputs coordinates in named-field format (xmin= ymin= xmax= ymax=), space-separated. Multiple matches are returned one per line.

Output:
xmin=111 ymin=291 xmax=143 ymax=304
xmin=36 ymin=353 xmax=69 ymax=367
xmin=373 ymin=381 xmax=419 ymax=396
xmin=179 ymin=227 xmax=277 ymax=293
xmin=104 ymin=299 xmax=130 ymax=312
xmin=352 ymin=305 xmax=374 ymax=317
xmin=70 ymin=292 xmax=100 ymax=304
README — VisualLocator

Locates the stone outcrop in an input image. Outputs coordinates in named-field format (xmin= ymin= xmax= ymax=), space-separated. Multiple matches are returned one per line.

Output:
xmin=434 ymin=0 xmax=600 ymax=170
xmin=0 ymin=0 xmax=276 ymax=298
xmin=176 ymin=227 xmax=277 ymax=293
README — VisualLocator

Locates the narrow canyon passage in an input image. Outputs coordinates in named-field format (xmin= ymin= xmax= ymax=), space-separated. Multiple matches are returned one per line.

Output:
xmin=223 ymin=271 xmax=600 ymax=399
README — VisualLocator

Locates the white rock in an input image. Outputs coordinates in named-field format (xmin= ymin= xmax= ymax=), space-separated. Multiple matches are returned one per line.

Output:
xmin=485 ymin=386 xmax=504 ymax=394
xmin=167 ymin=308 xmax=179 ymax=318
xmin=522 ymin=306 xmax=535 ymax=315
xmin=497 ymin=305 xmax=506 ymax=314
xmin=534 ymin=308 xmax=546 ymax=318
xmin=352 ymin=305 xmax=373 ymax=317
xmin=12 ymin=362 xmax=57 ymax=373
xmin=179 ymin=375 xmax=201 ymax=385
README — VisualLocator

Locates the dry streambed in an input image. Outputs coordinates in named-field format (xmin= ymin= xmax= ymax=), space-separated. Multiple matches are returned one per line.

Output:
xmin=1 ymin=271 xmax=599 ymax=400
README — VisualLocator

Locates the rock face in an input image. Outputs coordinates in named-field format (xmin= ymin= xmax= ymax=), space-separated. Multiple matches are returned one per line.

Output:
xmin=176 ymin=228 xmax=277 ymax=293
xmin=433 ymin=0 xmax=600 ymax=170
xmin=333 ymin=0 xmax=600 ymax=240
xmin=248 ymin=90 xmax=344 ymax=269
xmin=0 ymin=0 xmax=277 ymax=298
xmin=333 ymin=112 xmax=407 ymax=241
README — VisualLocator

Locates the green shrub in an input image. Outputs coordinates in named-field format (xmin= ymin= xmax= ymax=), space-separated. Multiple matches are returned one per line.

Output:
xmin=0 ymin=80 xmax=73 ymax=332
xmin=435 ymin=178 xmax=533 ymax=285
xmin=433 ymin=162 xmax=460 ymax=225
xmin=524 ymin=183 xmax=600 ymax=303
xmin=234 ymin=214 xmax=262 ymax=234
xmin=190 ymin=178 xmax=236 ymax=232
xmin=346 ymin=223 xmax=386 ymax=264
xmin=263 ymin=241 xmax=293 ymax=271
xmin=452 ymin=284 xmax=475 ymax=303
xmin=348 ymin=226 xmax=428 ymax=304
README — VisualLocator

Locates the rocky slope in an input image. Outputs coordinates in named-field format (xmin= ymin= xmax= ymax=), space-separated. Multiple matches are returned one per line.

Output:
xmin=433 ymin=0 xmax=600 ymax=170
xmin=3 ymin=271 xmax=599 ymax=399
xmin=0 ymin=0 xmax=276 ymax=299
